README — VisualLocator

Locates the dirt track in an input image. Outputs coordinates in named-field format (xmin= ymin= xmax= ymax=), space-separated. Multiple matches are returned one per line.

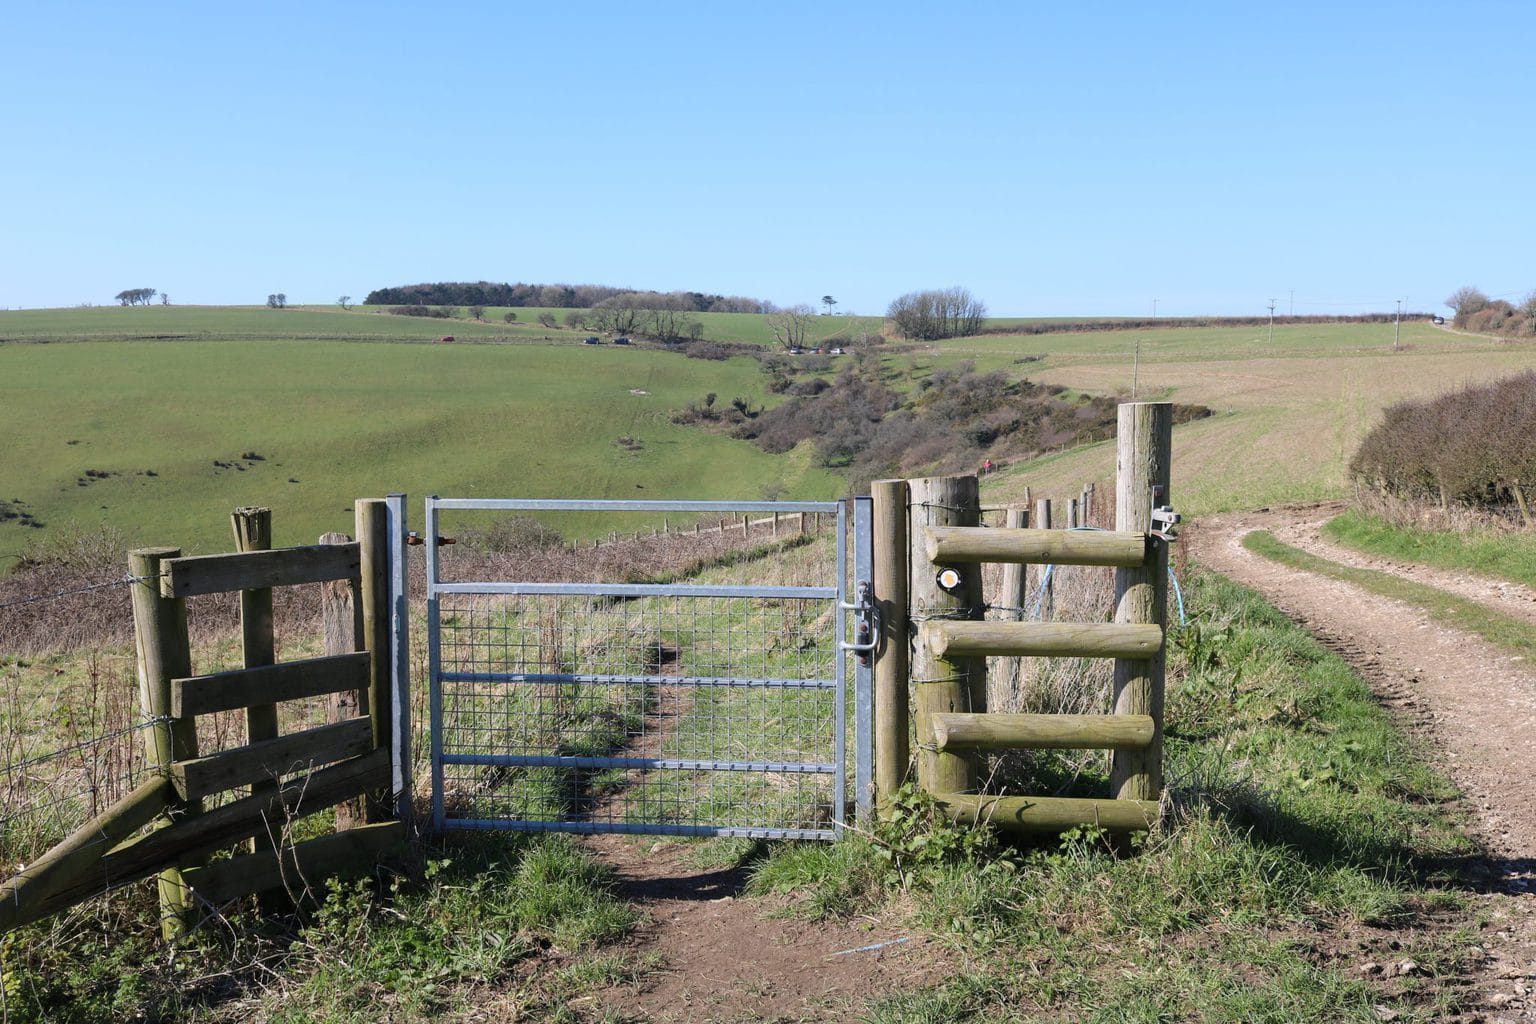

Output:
xmin=1191 ymin=503 xmax=1536 ymax=1020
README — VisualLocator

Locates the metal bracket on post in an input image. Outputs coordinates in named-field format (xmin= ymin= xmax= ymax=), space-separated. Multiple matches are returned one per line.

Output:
xmin=1150 ymin=505 xmax=1180 ymax=543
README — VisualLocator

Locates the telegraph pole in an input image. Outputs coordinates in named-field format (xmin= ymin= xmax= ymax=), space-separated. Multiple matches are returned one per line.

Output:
xmin=1267 ymin=299 xmax=1276 ymax=345
xmin=1394 ymin=299 xmax=1402 ymax=350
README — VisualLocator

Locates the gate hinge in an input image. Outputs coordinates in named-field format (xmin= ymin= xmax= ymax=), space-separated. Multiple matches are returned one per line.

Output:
xmin=1150 ymin=505 xmax=1180 ymax=543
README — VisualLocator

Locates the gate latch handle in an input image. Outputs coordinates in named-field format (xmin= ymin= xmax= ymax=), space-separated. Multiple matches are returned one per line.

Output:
xmin=840 ymin=581 xmax=878 ymax=665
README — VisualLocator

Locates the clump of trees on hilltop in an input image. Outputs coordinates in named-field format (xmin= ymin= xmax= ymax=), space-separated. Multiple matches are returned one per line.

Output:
xmin=886 ymin=287 xmax=987 ymax=340
xmin=363 ymin=281 xmax=775 ymax=313
xmin=114 ymin=288 xmax=158 ymax=306
xmin=1350 ymin=371 xmax=1536 ymax=527
xmin=1445 ymin=286 xmax=1536 ymax=338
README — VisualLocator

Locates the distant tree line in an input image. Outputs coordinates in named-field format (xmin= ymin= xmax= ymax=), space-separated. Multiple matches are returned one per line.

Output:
xmin=1445 ymin=286 xmax=1536 ymax=338
xmin=115 ymin=288 xmax=158 ymax=306
xmin=363 ymin=281 xmax=776 ymax=313
xmin=1350 ymin=371 xmax=1536 ymax=526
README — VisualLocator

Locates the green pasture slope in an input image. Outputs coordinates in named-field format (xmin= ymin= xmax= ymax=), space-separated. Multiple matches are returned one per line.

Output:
xmin=0 ymin=333 xmax=839 ymax=567
xmin=938 ymin=319 xmax=1536 ymax=515
xmin=0 ymin=304 xmax=888 ymax=348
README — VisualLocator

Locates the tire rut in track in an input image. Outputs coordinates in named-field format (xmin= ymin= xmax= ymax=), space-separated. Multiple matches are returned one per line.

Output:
xmin=1191 ymin=505 xmax=1536 ymax=1022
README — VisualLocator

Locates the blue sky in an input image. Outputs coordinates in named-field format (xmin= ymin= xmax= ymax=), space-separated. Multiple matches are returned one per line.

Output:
xmin=3 ymin=1 xmax=1532 ymax=316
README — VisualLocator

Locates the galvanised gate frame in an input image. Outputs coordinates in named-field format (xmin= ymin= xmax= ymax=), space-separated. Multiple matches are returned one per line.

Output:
xmin=423 ymin=498 xmax=873 ymax=840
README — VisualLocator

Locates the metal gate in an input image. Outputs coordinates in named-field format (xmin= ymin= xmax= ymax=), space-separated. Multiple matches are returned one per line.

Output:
xmin=423 ymin=498 xmax=872 ymax=840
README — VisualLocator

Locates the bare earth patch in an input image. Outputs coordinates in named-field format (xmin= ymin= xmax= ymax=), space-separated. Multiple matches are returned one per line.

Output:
xmin=1191 ymin=505 xmax=1536 ymax=1022
xmin=579 ymin=835 xmax=946 ymax=1022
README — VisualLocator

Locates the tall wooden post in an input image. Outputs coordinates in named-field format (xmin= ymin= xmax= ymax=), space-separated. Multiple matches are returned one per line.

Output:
xmin=356 ymin=499 xmax=392 ymax=822
xmin=908 ymin=476 xmax=985 ymax=796
xmin=1111 ymin=403 xmax=1172 ymax=802
xmin=993 ymin=506 xmax=1029 ymax=700
xmin=231 ymin=507 xmax=277 ymax=854
xmin=871 ymin=480 xmax=910 ymax=809
xmin=129 ymin=547 xmax=199 ymax=940
xmin=322 ymin=531 xmax=367 ymax=830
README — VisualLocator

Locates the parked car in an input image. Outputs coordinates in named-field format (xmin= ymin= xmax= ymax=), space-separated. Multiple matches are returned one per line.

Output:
xmin=613 ymin=337 xmax=631 ymax=345
xmin=584 ymin=336 xmax=601 ymax=345
xmin=1432 ymin=315 xmax=1446 ymax=325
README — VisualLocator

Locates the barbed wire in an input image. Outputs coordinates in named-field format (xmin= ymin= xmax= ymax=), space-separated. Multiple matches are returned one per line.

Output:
xmin=0 ymin=716 xmax=169 ymax=777
xmin=0 ymin=572 xmax=160 ymax=611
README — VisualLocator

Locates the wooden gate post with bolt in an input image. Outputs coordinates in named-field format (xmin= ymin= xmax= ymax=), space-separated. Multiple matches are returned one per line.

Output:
xmin=1111 ymin=402 xmax=1172 ymax=802
xmin=907 ymin=476 xmax=986 ymax=797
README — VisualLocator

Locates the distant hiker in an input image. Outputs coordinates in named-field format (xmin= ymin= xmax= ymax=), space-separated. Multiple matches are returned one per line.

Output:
xmin=982 ymin=459 xmax=994 ymax=475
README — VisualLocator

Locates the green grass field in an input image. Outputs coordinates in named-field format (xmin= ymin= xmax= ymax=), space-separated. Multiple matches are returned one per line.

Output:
xmin=0 ymin=337 xmax=840 ymax=565
xmin=8 ymin=307 xmax=1535 ymax=567
xmin=0 ymin=304 xmax=888 ymax=348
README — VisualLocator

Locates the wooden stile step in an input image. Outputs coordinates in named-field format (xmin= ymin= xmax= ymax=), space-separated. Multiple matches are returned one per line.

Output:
xmin=932 ymin=712 xmax=1154 ymax=752
xmin=922 ymin=621 xmax=1163 ymax=660
xmin=936 ymin=793 xmax=1160 ymax=833
xmin=924 ymin=526 xmax=1149 ymax=567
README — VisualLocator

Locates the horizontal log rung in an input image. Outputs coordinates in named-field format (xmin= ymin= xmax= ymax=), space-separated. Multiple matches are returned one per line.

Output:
xmin=923 ymin=621 xmax=1163 ymax=660
xmin=183 ymin=821 xmax=405 ymax=906
xmin=171 ymin=717 xmax=375 ymax=800
xmin=936 ymin=793 xmax=1160 ymax=833
xmin=173 ymin=652 xmax=371 ymax=717
xmin=925 ymin=526 xmax=1149 ymax=567
xmin=161 ymin=543 xmax=361 ymax=598
xmin=933 ymin=712 xmax=1155 ymax=752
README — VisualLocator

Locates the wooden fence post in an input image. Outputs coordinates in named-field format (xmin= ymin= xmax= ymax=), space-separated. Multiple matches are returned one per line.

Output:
xmin=1111 ymin=403 xmax=1172 ymax=803
xmin=1033 ymin=498 xmax=1053 ymax=620
xmin=129 ymin=547 xmax=199 ymax=941
xmin=321 ymin=531 xmax=367 ymax=830
xmin=908 ymin=476 xmax=985 ymax=797
xmin=993 ymin=507 xmax=1029 ymax=700
xmin=231 ymin=507 xmax=277 ymax=855
xmin=871 ymin=480 xmax=910 ymax=810
xmin=356 ymin=499 xmax=392 ymax=822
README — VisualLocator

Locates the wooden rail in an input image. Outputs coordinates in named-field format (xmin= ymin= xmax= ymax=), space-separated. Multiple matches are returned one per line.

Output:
xmin=924 ymin=526 xmax=1148 ymax=567
xmin=932 ymin=712 xmax=1155 ymax=752
xmin=921 ymin=621 xmax=1163 ymax=660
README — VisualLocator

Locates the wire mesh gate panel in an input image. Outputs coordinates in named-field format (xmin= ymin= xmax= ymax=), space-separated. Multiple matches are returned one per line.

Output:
xmin=424 ymin=498 xmax=872 ymax=840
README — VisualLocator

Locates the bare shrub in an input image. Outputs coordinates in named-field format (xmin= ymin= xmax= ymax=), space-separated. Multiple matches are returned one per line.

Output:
xmin=1350 ymin=370 xmax=1536 ymax=526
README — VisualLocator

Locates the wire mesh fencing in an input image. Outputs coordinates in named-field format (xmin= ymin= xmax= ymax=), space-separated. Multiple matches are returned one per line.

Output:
xmin=427 ymin=501 xmax=851 ymax=839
